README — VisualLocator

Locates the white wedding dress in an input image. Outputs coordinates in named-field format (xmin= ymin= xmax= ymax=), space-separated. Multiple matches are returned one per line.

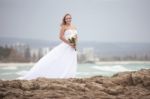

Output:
xmin=17 ymin=29 xmax=78 ymax=80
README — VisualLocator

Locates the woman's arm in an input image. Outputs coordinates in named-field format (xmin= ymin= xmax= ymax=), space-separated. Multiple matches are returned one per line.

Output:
xmin=73 ymin=25 xmax=78 ymax=43
xmin=59 ymin=26 xmax=71 ymax=45
xmin=75 ymin=35 xmax=78 ymax=43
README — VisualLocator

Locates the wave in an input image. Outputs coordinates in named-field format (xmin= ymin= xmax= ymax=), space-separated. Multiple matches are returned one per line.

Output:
xmin=1 ymin=66 xmax=18 ymax=70
xmin=1 ymin=72 xmax=14 ymax=75
xmin=16 ymin=70 xmax=28 ymax=76
xmin=92 ymin=65 xmax=132 ymax=72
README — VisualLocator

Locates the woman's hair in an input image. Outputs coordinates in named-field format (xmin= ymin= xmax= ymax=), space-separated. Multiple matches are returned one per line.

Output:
xmin=60 ymin=13 xmax=71 ymax=26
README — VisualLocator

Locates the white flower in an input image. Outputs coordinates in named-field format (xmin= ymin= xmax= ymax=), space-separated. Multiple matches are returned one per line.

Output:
xmin=68 ymin=33 xmax=76 ymax=39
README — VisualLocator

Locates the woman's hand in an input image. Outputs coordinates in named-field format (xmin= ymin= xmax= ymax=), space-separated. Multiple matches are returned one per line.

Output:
xmin=69 ymin=43 xmax=76 ymax=49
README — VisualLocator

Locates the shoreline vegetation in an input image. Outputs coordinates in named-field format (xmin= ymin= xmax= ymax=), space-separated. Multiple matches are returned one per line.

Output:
xmin=0 ymin=61 xmax=150 ymax=66
xmin=0 ymin=69 xmax=149 ymax=98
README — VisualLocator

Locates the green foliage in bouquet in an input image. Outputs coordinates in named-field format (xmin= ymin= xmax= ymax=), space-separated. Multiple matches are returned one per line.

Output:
xmin=68 ymin=37 xmax=77 ymax=51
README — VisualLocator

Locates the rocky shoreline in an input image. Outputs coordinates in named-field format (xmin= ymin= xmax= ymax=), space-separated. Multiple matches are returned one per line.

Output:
xmin=0 ymin=69 xmax=150 ymax=99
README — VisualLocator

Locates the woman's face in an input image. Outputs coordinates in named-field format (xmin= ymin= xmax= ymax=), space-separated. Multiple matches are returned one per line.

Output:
xmin=65 ymin=15 xmax=72 ymax=24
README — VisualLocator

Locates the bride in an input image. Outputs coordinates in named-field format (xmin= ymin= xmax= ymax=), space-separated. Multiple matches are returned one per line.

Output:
xmin=17 ymin=13 xmax=78 ymax=80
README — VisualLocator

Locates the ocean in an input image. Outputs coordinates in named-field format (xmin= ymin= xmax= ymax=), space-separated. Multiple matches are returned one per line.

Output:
xmin=0 ymin=62 xmax=150 ymax=80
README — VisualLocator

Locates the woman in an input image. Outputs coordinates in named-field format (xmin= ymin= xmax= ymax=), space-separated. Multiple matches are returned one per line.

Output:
xmin=17 ymin=13 xmax=78 ymax=80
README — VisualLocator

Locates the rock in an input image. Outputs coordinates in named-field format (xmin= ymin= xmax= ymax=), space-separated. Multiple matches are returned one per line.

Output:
xmin=104 ymin=85 xmax=124 ymax=95
xmin=132 ymin=69 xmax=150 ymax=88
xmin=2 ymin=80 xmax=21 ymax=89
xmin=111 ymin=71 xmax=133 ymax=86
xmin=0 ymin=69 xmax=150 ymax=99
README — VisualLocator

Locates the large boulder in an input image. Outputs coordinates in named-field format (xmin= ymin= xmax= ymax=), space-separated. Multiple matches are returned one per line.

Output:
xmin=0 ymin=69 xmax=149 ymax=99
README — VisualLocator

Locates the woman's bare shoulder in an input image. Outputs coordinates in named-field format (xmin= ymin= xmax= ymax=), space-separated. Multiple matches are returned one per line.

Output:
xmin=60 ymin=25 xmax=67 ymax=31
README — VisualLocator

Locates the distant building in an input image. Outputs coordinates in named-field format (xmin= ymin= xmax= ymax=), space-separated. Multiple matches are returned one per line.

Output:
xmin=30 ymin=47 xmax=52 ymax=62
xmin=41 ymin=47 xmax=51 ymax=55
xmin=12 ymin=42 xmax=28 ymax=57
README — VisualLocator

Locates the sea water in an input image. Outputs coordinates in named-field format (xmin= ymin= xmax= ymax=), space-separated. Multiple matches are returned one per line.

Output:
xmin=0 ymin=62 xmax=150 ymax=80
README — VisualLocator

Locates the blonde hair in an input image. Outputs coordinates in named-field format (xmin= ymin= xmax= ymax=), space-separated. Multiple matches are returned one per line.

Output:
xmin=60 ymin=13 xmax=71 ymax=26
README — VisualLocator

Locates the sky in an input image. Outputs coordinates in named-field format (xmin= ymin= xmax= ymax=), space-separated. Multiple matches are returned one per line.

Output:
xmin=0 ymin=0 xmax=150 ymax=43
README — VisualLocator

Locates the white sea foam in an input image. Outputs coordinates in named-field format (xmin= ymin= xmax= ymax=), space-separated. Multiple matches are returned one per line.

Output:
xmin=0 ymin=63 xmax=34 ymax=67
xmin=76 ymin=72 xmax=90 ymax=75
xmin=1 ymin=72 xmax=14 ymax=75
xmin=1 ymin=66 xmax=18 ymax=70
xmin=16 ymin=70 xmax=28 ymax=76
xmin=92 ymin=65 xmax=132 ymax=72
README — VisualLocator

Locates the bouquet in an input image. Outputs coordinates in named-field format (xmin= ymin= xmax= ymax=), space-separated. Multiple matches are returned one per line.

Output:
xmin=68 ymin=34 xmax=77 ymax=51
